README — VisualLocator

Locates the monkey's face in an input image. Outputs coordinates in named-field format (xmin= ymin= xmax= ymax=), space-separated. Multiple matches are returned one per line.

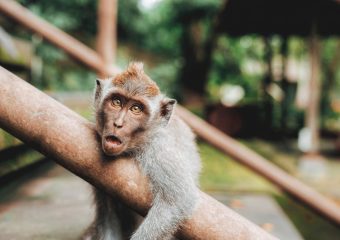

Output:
xmin=98 ymin=91 xmax=152 ymax=156
xmin=94 ymin=62 xmax=176 ymax=156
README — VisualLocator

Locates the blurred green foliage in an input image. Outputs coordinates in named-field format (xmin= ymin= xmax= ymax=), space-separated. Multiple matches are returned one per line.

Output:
xmin=207 ymin=36 xmax=265 ymax=103
xmin=0 ymin=0 xmax=337 ymax=132
xmin=0 ymin=129 xmax=20 ymax=149
xmin=8 ymin=0 xmax=222 ymax=94
xmin=199 ymin=142 xmax=276 ymax=192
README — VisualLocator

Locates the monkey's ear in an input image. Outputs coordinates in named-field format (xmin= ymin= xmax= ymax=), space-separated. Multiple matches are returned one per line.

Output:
xmin=95 ymin=78 xmax=104 ymax=100
xmin=96 ymin=78 xmax=103 ymax=86
xmin=160 ymin=98 xmax=176 ymax=124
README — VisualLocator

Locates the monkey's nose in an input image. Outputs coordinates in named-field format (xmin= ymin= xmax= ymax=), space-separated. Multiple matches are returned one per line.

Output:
xmin=114 ymin=121 xmax=123 ymax=128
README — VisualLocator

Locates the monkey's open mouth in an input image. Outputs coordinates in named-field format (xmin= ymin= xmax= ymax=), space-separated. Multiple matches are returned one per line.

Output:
xmin=103 ymin=134 xmax=125 ymax=155
xmin=105 ymin=135 xmax=122 ymax=146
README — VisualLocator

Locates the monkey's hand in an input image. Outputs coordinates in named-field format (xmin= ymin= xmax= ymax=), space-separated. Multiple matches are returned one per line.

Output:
xmin=130 ymin=189 xmax=198 ymax=240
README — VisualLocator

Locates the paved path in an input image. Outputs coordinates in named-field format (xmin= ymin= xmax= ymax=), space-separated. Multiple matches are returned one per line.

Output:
xmin=0 ymin=163 xmax=303 ymax=240
xmin=0 ymin=163 xmax=93 ymax=240
xmin=212 ymin=193 xmax=303 ymax=240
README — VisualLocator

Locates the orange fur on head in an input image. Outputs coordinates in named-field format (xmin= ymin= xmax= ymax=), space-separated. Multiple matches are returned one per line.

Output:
xmin=112 ymin=62 xmax=160 ymax=97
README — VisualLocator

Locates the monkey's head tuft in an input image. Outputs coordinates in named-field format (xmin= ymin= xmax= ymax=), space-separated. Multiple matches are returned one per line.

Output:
xmin=111 ymin=62 xmax=160 ymax=97
xmin=94 ymin=62 xmax=176 ymax=156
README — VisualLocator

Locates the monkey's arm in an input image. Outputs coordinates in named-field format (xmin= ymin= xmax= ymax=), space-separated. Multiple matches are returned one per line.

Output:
xmin=132 ymin=150 xmax=199 ymax=240
xmin=131 ymin=195 xmax=179 ymax=240
xmin=130 ymin=188 xmax=197 ymax=240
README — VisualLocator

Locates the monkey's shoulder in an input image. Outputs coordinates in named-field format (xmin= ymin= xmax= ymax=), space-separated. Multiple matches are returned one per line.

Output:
xmin=153 ymin=113 xmax=199 ymax=161
xmin=166 ymin=114 xmax=195 ymax=140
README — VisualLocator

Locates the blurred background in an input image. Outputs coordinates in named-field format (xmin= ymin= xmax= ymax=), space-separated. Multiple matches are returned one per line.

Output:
xmin=0 ymin=0 xmax=339 ymax=239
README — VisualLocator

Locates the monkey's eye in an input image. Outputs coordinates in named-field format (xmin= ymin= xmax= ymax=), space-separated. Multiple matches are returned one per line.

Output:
xmin=112 ymin=98 xmax=122 ymax=108
xmin=130 ymin=104 xmax=143 ymax=114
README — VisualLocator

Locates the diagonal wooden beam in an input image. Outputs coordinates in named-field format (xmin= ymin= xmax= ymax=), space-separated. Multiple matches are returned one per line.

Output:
xmin=0 ymin=67 xmax=276 ymax=239
xmin=0 ymin=0 xmax=117 ymax=76
xmin=176 ymin=105 xmax=340 ymax=225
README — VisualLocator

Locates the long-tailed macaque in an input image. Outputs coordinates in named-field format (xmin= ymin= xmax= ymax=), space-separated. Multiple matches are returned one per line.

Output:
xmin=83 ymin=62 xmax=201 ymax=240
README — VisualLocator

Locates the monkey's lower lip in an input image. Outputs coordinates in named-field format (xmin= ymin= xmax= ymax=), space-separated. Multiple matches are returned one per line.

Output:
xmin=105 ymin=135 xmax=122 ymax=146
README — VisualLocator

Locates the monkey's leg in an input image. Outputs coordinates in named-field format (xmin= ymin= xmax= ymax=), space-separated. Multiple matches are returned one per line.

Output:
xmin=82 ymin=188 xmax=124 ymax=240
xmin=116 ymin=201 xmax=142 ymax=239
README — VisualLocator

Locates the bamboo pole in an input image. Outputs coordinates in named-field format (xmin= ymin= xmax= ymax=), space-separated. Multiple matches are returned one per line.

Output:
xmin=0 ymin=0 xmax=339 ymax=225
xmin=0 ymin=67 xmax=276 ymax=240
xmin=96 ymin=0 xmax=117 ymax=77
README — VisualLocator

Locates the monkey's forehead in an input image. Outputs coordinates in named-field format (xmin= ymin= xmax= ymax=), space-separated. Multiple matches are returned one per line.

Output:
xmin=112 ymin=80 xmax=159 ymax=98
xmin=111 ymin=72 xmax=160 ymax=97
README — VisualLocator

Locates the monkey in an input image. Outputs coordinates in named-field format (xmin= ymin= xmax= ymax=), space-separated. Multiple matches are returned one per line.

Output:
xmin=82 ymin=62 xmax=201 ymax=240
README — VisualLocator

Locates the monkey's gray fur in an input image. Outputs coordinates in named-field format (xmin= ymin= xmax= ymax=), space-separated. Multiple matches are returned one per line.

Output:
xmin=82 ymin=62 xmax=201 ymax=240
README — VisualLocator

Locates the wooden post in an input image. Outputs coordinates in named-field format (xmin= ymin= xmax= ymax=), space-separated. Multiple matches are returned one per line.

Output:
xmin=262 ymin=37 xmax=274 ymax=132
xmin=305 ymin=27 xmax=321 ymax=155
xmin=280 ymin=37 xmax=289 ymax=132
xmin=96 ymin=0 xmax=117 ymax=77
